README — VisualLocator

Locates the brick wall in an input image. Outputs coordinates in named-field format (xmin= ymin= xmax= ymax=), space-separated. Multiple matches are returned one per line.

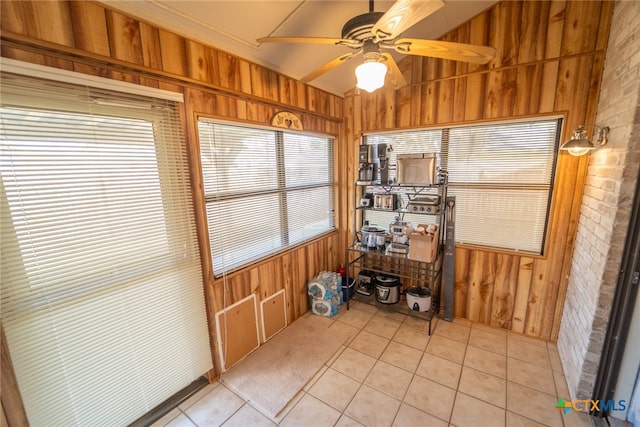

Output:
xmin=557 ymin=0 xmax=640 ymax=400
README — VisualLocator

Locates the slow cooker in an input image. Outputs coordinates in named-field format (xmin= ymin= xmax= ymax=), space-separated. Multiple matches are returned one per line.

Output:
xmin=374 ymin=275 xmax=401 ymax=304
xmin=406 ymin=286 xmax=432 ymax=312
xmin=361 ymin=224 xmax=386 ymax=249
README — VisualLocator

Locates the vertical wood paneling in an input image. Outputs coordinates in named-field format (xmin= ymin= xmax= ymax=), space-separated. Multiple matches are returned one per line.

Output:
xmin=484 ymin=69 xmax=517 ymax=119
xmin=468 ymin=10 xmax=491 ymax=74
xmin=281 ymin=252 xmax=295 ymax=322
xmin=378 ymin=89 xmax=396 ymax=129
xmin=514 ymin=64 xmax=543 ymax=116
xmin=0 ymin=1 xmax=28 ymax=34
xmin=68 ymin=2 xmax=110 ymax=56
xmin=348 ymin=0 xmax=612 ymax=340
xmin=518 ymin=1 xmax=550 ymax=64
xmin=454 ymin=248 xmax=469 ymax=318
xmin=420 ymin=58 xmax=439 ymax=124
xmin=560 ymin=1 xmax=603 ymax=55
xmin=158 ymin=30 xmax=187 ymax=76
xmin=409 ymin=59 xmax=423 ymax=126
xmin=491 ymin=254 xmax=519 ymax=329
xmin=464 ymin=74 xmax=486 ymax=121
xmin=511 ymin=257 xmax=534 ymax=334
xmin=185 ymin=40 xmax=219 ymax=86
xmin=538 ymin=1 xmax=566 ymax=113
xmin=452 ymin=24 xmax=469 ymax=123
xmin=105 ymin=11 xmax=143 ymax=65
xmin=395 ymin=58 xmax=413 ymax=127
xmin=437 ymin=32 xmax=457 ymax=124
xmin=139 ymin=22 xmax=162 ymax=70
xmin=451 ymin=76 xmax=467 ymax=123
xmin=277 ymin=75 xmax=296 ymax=107
xmin=26 ymin=1 xmax=75 ymax=47
xmin=489 ymin=2 xmax=521 ymax=69
xmin=466 ymin=251 xmax=486 ymax=322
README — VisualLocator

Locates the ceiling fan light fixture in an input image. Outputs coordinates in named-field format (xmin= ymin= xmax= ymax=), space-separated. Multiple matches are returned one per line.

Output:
xmin=356 ymin=57 xmax=387 ymax=93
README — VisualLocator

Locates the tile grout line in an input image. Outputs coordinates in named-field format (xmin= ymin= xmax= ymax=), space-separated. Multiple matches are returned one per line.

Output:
xmin=194 ymin=306 xmax=574 ymax=427
xmin=447 ymin=322 xmax=471 ymax=427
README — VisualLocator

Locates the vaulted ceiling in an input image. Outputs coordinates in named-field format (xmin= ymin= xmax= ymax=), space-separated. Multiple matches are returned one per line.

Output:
xmin=98 ymin=0 xmax=498 ymax=96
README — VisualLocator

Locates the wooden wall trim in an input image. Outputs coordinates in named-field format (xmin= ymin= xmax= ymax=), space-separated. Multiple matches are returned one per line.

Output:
xmin=1 ymin=326 xmax=28 ymax=427
xmin=1 ymin=32 xmax=343 ymax=124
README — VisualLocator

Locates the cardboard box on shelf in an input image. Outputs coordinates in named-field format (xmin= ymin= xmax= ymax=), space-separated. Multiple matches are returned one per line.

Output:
xmin=408 ymin=224 xmax=439 ymax=263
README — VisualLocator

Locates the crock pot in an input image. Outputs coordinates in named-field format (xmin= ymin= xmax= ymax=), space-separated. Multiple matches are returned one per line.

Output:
xmin=361 ymin=225 xmax=386 ymax=249
xmin=406 ymin=286 xmax=432 ymax=312
xmin=375 ymin=275 xmax=401 ymax=304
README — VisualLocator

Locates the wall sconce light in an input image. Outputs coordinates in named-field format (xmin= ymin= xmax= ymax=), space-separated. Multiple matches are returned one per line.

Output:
xmin=560 ymin=125 xmax=610 ymax=156
xmin=355 ymin=40 xmax=387 ymax=93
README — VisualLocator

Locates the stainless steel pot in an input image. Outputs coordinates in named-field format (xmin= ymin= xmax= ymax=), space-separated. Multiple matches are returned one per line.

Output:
xmin=361 ymin=225 xmax=386 ymax=249
xmin=375 ymin=275 xmax=401 ymax=304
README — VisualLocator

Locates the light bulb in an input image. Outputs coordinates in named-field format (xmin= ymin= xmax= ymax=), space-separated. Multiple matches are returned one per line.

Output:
xmin=355 ymin=61 xmax=387 ymax=93
xmin=567 ymin=147 xmax=592 ymax=156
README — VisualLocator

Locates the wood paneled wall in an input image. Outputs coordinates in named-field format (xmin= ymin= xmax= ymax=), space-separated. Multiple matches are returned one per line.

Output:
xmin=344 ymin=0 xmax=614 ymax=341
xmin=0 ymin=0 xmax=346 ymax=382
xmin=0 ymin=0 xmax=614 ymax=397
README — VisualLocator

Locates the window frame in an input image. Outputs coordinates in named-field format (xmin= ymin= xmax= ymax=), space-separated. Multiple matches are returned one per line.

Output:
xmin=363 ymin=115 xmax=563 ymax=256
xmin=196 ymin=118 xmax=337 ymax=276
xmin=0 ymin=66 xmax=212 ymax=426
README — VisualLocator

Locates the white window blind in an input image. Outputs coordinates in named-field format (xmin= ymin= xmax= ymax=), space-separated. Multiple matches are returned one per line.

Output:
xmin=365 ymin=118 xmax=561 ymax=254
xmin=0 ymin=72 xmax=212 ymax=426
xmin=447 ymin=120 xmax=560 ymax=253
xmin=364 ymin=129 xmax=442 ymax=229
xmin=198 ymin=120 xmax=335 ymax=275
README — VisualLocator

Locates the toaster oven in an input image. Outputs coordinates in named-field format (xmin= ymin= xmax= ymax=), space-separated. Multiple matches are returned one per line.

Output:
xmin=397 ymin=153 xmax=437 ymax=185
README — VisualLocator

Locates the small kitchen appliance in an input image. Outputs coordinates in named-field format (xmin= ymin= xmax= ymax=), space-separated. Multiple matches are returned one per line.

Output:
xmin=374 ymin=274 xmax=401 ymax=304
xmin=388 ymin=217 xmax=410 ymax=254
xmin=360 ymin=224 xmax=386 ymax=249
xmin=407 ymin=195 xmax=440 ymax=214
xmin=356 ymin=270 xmax=375 ymax=296
xmin=373 ymin=143 xmax=393 ymax=185
xmin=406 ymin=286 xmax=432 ymax=312
xmin=360 ymin=192 xmax=374 ymax=208
xmin=373 ymin=193 xmax=398 ymax=211
xmin=397 ymin=153 xmax=437 ymax=185
xmin=357 ymin=144 xmax=375 ymax=184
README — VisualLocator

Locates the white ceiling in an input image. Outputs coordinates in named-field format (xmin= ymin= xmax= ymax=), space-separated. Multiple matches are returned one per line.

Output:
xmin=98 ymin=0 xmax=497 ymax=96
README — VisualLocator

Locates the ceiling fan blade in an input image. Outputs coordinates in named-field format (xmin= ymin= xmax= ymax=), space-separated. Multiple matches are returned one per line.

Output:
xmin=372 ymin=0 xmax=444 ymax=42
xmin=257 ymin=36 xmax=362 ymax=49
xmin=389 ymin=38 xmax=496 ymax=64
xmin=381 ymin=53 xmax=407 ymax=89
xmin=300 ymin=51 xmax=362 ymax=84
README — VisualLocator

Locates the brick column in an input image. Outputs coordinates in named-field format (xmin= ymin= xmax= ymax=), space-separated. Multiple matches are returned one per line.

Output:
xmin=557 ymin=0 xmax=640 ymax=400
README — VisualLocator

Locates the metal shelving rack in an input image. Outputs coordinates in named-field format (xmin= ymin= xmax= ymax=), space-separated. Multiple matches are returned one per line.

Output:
xmin=344 ymin=175 xmax=447 ymax=335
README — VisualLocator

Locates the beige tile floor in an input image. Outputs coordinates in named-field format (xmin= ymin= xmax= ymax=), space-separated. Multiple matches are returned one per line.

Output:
xmin=153 ymin=300 xmax=594 ymax=427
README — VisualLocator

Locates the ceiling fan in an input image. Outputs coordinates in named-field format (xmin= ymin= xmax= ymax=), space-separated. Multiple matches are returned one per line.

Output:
xmin=257 ymin=0 xmax=496 ymax=92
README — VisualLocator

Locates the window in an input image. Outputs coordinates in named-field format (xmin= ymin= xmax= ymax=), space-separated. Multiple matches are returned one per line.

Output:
xmin=1 ymin=67 xmax=211 ymax=426
xmin=365 ymin=118 xmax=562 ymax=254
xmin=198 ymin=120 xmax=335 ymax=275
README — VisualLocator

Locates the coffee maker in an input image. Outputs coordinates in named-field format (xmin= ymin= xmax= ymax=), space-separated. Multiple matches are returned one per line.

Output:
xmin=357 ymin=144 xmax=374 ymax=184
xmin=373 ymin=143 xmax=392 ymax=185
